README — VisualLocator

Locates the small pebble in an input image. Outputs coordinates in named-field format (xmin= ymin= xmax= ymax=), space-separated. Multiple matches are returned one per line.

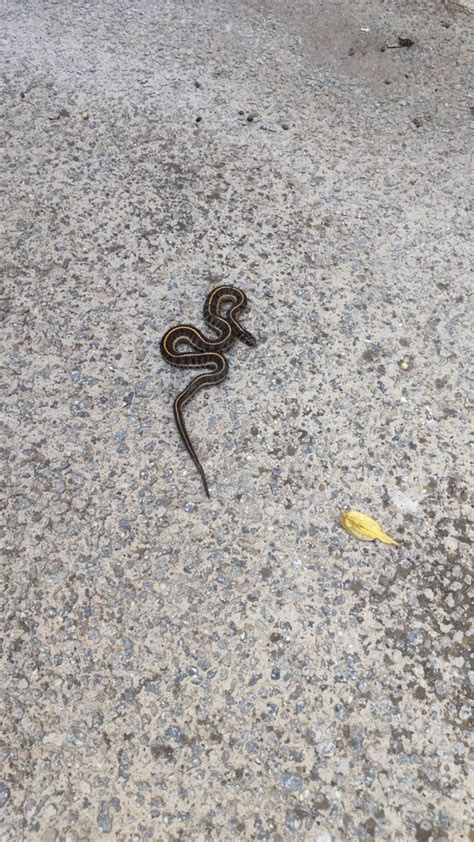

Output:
xmin=0 ymin=782 xmax=10 ymax=808
xmin=314 ymin=831 xmax=332 ymax=842
xmin=97 ymin=802 xmax=112 ymax=833
xmin=282 ymin=772 xmax=303 ymax=791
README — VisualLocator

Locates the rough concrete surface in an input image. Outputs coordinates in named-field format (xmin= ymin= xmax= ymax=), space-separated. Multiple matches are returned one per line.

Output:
xmin=1 ymin=0 xmax=473 ymax=840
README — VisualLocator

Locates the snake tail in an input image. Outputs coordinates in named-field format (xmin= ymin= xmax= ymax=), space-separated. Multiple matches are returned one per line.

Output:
xmin=173 ymin=392 xmax=211 ymax=498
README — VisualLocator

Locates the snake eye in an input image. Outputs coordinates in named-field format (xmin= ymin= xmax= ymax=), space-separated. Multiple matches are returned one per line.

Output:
xmin=239 ymin=329 xmax=257 ymax=347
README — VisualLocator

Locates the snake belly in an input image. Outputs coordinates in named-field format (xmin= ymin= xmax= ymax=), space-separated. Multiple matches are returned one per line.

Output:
xmin=160 ymin=286 xmax=256 ymax=497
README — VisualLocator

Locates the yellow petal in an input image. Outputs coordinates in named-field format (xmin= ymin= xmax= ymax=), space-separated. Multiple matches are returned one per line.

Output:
xmin=339 ymin=510 xmax=399 ymax=547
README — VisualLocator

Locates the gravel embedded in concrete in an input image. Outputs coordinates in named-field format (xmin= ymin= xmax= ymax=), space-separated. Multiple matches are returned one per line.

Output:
xmin=1 ymin=0 xmax=472 ymax=839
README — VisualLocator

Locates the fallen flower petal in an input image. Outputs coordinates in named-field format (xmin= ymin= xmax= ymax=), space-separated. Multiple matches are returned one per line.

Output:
xmin=339 ymin=510 xmax=399 ymax=546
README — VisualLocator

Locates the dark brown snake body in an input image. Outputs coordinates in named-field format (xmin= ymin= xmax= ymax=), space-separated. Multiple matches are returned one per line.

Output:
xmin=160 ymin=286 xmax=256 ymax=497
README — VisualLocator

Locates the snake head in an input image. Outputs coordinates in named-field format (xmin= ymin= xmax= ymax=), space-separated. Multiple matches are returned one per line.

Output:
xmin=238 ymin=328 xmax=257 ymax=347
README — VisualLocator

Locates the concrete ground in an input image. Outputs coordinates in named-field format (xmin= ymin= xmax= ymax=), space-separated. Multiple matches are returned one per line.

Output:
xmin=1 ymin=0 xmax=472 ymax=840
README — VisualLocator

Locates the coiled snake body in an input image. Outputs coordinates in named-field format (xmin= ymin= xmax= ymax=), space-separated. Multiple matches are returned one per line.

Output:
xmin=160 ymin=286 xmax=256 ymax=496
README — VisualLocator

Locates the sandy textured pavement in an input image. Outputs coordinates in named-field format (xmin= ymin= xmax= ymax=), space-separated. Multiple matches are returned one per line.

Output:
xmin=1 ymin=1 xmax=472 ymax=840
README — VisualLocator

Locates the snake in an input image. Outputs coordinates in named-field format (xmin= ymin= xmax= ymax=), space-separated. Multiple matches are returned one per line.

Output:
xmin=160 ymin=286 xmax=256 ymax=497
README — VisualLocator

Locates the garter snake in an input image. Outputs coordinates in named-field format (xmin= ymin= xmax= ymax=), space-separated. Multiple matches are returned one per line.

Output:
xmin=160 ymin=286 xmax=256 ymax=497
